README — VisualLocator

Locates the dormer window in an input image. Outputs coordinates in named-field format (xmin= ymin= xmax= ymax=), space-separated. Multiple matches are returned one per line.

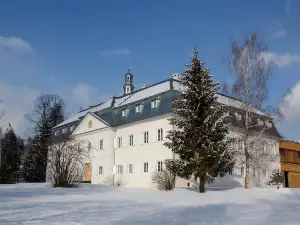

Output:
xmin=235 ymin=112 xmax=241 ymax=121
xmin=151 ymin=99 xmax=160 ymax=109
xmin=70 ymin=126 xmax=75 ymax=132
xmin=136 ymin=104 xmax=143 ymax=113
xmin=136 ymin=105 xmax=141 ymax=113
xmin=266 ymin=121 xmax=272 ymax=128
xmin=122 ymin=109 xmax=129 ymax=117
xmin=62 ymin=127 xmax=68 ymax=133
xmin=257 ymin=119 xmax=263 ymax=126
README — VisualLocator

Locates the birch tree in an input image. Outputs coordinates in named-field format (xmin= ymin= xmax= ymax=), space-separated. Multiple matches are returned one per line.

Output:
xmin=227 ymin=33 xmax=290 ymax=188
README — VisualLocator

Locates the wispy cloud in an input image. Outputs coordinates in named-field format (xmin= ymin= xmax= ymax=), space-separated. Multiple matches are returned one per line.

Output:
xmin=0 ymin=83 xmax=40 ymax=136
xmin=263 ymin=52 xmax=300 ymax=68
xmin=285 ymin=0 xmax=291 ymax=13
xmin=0 ymin=36 xmax=33 ymax=61
xmin=281 ymin=82 xmax=300 ymax=122
xmin=100 ymin=48 xmax=131 ymax=57
xmin=271 ymin=27 xmax=287 ymax=39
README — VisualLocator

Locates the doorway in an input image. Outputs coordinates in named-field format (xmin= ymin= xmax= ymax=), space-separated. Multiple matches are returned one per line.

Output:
xmin=284 ymin=171 xmax=289 ymax=188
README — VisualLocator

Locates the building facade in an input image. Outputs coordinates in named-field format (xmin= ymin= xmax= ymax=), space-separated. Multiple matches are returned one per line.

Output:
xmin=52 ymin=71 xmax=282 ymax=189
xmin=280 ymin=141 xmax=300 ymax=188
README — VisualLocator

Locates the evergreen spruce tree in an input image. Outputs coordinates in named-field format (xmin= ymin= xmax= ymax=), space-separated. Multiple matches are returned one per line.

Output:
xmin=164 ymin=49 xmax=234 ymax=193
xmin=267 ymin=169 xmax=284 ymax=189
xmin=0 ymin=124 xmax=19 ymax=183
xmin=23 ymin=136 xmax=45 ymax=182
xmin=23 ymin=95 xmax=65 ymax=182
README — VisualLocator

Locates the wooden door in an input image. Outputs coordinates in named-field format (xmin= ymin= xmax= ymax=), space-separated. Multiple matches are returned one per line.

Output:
xmin=84 ymin=163 xmax=92 ymax=182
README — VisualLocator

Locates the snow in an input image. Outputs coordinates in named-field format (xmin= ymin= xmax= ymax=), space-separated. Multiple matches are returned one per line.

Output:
xmin=54 ymin=99 xmax=113 ymax=128
xmin=1 ymin=184 xmax=300 ymax=225
xmin=173 ymin=80 xmax=265 ymax=115
xmin=114 ymin=81 xmax=171 ymax=107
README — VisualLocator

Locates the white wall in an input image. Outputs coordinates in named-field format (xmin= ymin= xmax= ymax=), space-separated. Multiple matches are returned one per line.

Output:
xmin=71 ymin=112 xmax=280 ymax=189
xmin=114 ymin=114 xmax=174 ymax=187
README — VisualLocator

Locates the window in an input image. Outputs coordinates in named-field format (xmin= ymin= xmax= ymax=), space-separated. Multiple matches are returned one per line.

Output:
xmin=228 ymin=168 xmax=233 ymax=175
xmin=187 ymin=182 xmax=191 ymax=187
xmin=116 ymin=165 xmax=123 ymax=174
xmin=122 ymin=109 xmax=128 ymax=117
xmin=127 ymin=164 xmax=133 ymax=174
xmin=157 ymin=161 xmax=163 ymax=171
xmin=266 ymin=121 xmax=272 ymax=128
xmin=98 ymin=166 xmax=103 ymax=175
xmin=253 ymin=168 xmax=256 ymax=177
xmin=54 ymin=130 xmax=59 ymax=136
xmin=99 ymin=139 xmax=104 ymax=150
xmin=263 ymin=144 xmax=267 ymax=153
xmin=118 ymin=137 xmax=122 ymax=148
xmin=263 ymin=169 xmax=267 ymax=178
xmin=151 ymin=99 xmax=159 ymax=108
xmin=129 ymin=135 xmax=134 ymax=146
xmin=62 ymin=127 xmax=68 ymax=133
xmin=272 ymin=145 xmax=277 ymax=156
xmin=257 ymin=119 xmax=263 ymax=126
xmin=241 ymin=167 xmax=244 ymax=177
xmin=157 ymin=129 xmax=163 ymax=141
xmin=235 ymin=112 xmax=241 ymax=121
xmin=70 ymin=126 xmax=75 ymax=132
xmin=224 ymin=111 xmax=229 ymax=117
xmin=143 ymin=162 xmax=148 ymax=173
xmin=136 ymin=105 xmax=141 ymax=113
xmin=88 ymin=142 xmax=91 ymax=151
xmin=143 ymin=131 xmax=149 ymax=144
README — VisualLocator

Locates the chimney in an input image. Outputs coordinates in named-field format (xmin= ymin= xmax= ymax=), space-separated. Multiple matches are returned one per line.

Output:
xmin=109 ymin=96 xmax=114 ymax=99
xmin=171 ymin=73 xmax=180 ymax=80
xmin=141 ymin=84 xmax=148 ymax=88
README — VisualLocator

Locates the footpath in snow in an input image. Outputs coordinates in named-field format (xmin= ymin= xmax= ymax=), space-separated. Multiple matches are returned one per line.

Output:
xmin=0 ymin=183 xmax=300 ymax=225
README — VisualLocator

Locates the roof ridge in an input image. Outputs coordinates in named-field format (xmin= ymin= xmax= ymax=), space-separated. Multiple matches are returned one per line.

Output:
xmin=115 ymin=79 xmax=171 ymax=99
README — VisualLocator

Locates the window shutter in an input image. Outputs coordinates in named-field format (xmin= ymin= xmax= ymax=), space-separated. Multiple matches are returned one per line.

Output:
xmin=112 ymin=165 xmax=116 ymax=174
xmin=113 ymin=137 xmax=117 ymax=149
xmin=140 ymin=133 xmax=144 ymax=144
xmin=153 ymin=130 xmax=157 ymax=143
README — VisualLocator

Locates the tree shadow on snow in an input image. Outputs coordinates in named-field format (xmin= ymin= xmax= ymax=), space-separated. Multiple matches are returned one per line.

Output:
xmin=0 ymin=183 xmax=117 ymax=199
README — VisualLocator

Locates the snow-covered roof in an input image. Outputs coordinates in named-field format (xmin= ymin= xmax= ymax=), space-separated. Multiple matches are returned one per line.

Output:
xmin=173 ymin=80 xmax=265 ymax=116
xmin=114 ymin=80 xmax=171 ymax=107
xmin=55 ymin=78 xmax=266 ymax=129
xmin=54 ymin=98 xmax=113 ymax=128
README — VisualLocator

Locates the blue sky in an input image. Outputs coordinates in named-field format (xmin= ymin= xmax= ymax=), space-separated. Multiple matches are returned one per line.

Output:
xmin=0 ymin=0 xmax=299 ymax=140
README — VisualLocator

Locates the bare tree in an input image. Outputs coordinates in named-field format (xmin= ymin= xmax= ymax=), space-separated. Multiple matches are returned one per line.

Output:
xmin=24 ymin=94 xmax=66 ymax=182
xmin=47 ymin=137 xmax=90 ymax=188
xmin=227 ymin=33 xmax=291 ymax=188
xmin=152 ymin=170 xmax=174 ymax=191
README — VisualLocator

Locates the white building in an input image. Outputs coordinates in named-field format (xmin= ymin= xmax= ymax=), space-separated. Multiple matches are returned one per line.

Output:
xmin=52 ymin=71 xmax=282 ymax=189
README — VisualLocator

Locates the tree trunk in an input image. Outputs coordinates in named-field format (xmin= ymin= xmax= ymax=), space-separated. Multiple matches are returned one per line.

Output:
xmin=244 ymin=162 xmax=250 ymax=189
xmin=199 ymin=176 xmax=205 ymax=193
xmin=172 ymin=173 xmax=176 ymax=188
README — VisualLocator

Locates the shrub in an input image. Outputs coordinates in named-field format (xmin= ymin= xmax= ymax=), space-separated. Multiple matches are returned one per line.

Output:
xmin=267 ymin=169 xmax=284 ymax=189
xmin=152 ymin=170 xmax=174 ymax=191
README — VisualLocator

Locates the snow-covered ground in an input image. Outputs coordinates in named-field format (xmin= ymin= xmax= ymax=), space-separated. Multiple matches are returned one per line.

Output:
xmin=0 ymin=184 xmax=300 ymax=225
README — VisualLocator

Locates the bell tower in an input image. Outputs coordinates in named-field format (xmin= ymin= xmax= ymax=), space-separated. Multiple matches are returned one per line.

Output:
xmin=123 ymin=69 xmax=134 ymax=95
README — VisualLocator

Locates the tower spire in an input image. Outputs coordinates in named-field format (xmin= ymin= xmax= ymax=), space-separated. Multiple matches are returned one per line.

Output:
xmin=123 ymin=70 xmax=134 ymax=95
